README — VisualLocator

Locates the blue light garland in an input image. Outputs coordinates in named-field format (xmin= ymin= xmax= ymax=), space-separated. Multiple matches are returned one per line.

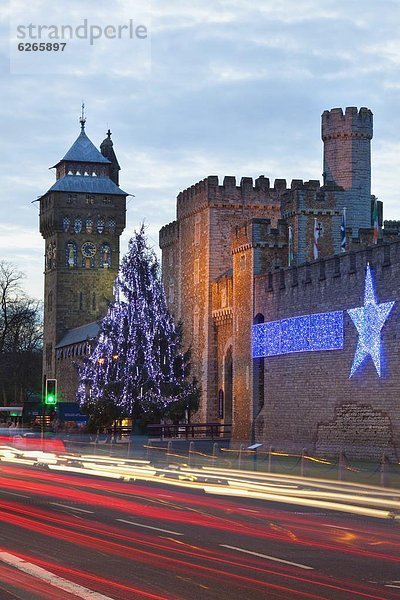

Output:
xmin=252 ymin=311 xmax=344 ymax=358
xmin=347 ymin=263 xmax=394 ymax=377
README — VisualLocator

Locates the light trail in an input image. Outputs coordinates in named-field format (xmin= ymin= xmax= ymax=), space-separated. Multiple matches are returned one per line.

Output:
xmin=50 ymin=503 xmax=95 ymax=514
xmin=0 ymin=552 xmax=114 ymax=600
xmin=1 ymin=463 xmax=400 ymax=562
xmin=0 ymin=550 xmax=179 ymax=600
xmin=0 ymin=452 xmax=400 ymax=599
xmin=0 ymin=491 xmax=398 ymax=599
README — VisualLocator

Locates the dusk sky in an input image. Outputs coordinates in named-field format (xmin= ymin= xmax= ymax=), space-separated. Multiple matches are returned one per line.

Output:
xmin=0 ymin=0 xmax=399 ymax=299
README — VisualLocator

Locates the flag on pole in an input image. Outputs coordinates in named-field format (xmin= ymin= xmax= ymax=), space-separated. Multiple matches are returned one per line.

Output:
xmin=288 ymin=225 xmax=294 ymax=266
xmin=372 ymin=197 xmax=379 ymax=244
xmin=313 ymin=218 xmax=319 ymax=260
xmin=340 ymin=207 xmax=346 ymax=253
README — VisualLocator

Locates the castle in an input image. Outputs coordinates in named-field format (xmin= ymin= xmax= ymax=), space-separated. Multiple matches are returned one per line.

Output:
xmin=160 ymin=107 xmax=400 ymax=459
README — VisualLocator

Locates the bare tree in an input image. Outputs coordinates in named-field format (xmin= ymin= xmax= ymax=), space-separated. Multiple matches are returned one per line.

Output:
xmin=0 ymin=262 xmax=42 ymax=406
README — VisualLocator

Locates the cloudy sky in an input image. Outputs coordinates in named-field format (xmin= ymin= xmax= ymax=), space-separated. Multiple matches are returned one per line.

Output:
xmin=0 ymin=0 xmax=399 ymax=299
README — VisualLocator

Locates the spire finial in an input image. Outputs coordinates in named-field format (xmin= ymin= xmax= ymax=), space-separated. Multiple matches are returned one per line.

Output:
xmin=80 ymin=102 xmax=86 ymax=130
xmin=107 ymin=129 xmax=112 ymax=139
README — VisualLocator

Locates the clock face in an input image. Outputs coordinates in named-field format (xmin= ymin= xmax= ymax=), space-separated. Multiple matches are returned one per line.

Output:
xmin=81 ymin=241 xmax=97 ymax=258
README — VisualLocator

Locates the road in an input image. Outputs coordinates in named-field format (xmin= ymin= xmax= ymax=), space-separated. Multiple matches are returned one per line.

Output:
xmin=0 ymin=453 xmax=399 ymax=599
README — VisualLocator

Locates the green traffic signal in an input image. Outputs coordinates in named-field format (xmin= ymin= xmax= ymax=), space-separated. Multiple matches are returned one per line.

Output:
xmin=45 ymin=379 xmax=57 ymax=405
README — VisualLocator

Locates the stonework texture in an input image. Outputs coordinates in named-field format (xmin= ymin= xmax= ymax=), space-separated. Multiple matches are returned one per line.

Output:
xmin=160 ymin=106 xmax=400 ymax=459
xmin=253 ymin=243 xmax=400 ymax=460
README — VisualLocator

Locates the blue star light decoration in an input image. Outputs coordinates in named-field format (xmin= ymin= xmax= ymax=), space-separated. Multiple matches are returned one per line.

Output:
xmin=347 ymin=263 xmax=394 ymax=377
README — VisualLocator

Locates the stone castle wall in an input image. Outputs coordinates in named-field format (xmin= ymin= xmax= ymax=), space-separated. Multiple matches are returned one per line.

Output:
xmin=160 ymin=176 xmax=285 ymax=421
xmin=250 ymin=241 xmax=400 ymax=459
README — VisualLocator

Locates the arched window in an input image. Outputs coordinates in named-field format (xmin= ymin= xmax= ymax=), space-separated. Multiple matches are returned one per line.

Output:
xmin=96 ymin=218 xmax=105 ymax=234
xmin=62 ymin=216 xmax=71 ymax=233
xmin=99 ymin=242 xmax=112 ymax=269
xmin=107 ymin=218 xmax=116 ymax=233
xmin=65 ymin=241 xmax=78 ymax=268
xmin=85 ymin=217 xmax=93 ymax=234
xmin=74 ymin=217 xmax=82 ymax=234
xmin=46 ymin=242 xmax=54 ymax=270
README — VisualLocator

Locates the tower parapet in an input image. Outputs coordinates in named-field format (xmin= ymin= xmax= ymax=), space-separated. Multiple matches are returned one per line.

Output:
xmin=159 ymin=220 xmax=179 ymax=249
xmin=231 ymin=219 xmax=288 ymax=275
xmin=321 ymin=107 xmax=373 ymax=141
xmin=177 ymin=175 xmax=286 ymax=220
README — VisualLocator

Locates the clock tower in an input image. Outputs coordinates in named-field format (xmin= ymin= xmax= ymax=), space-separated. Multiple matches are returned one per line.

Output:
xmin=39 ymin=113 xmax=128 ymax=401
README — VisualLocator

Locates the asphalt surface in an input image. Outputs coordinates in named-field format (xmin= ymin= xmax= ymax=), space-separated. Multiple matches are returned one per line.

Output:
xmin=0 ymin=461 xmax=399 ymax=599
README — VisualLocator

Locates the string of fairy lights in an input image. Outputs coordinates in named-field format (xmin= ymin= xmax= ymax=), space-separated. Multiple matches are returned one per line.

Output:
xmin=77 ymin=227 xmax=190 ymax=416
xmin=252 ymin=311 xmax=344 ymax=358
xmin=252 ymin=263 xmax=395 ymax=378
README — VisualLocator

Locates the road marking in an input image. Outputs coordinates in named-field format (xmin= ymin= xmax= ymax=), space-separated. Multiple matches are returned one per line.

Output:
xmin=220 ymin=544 xmax=314 ymax=570
xmin=0 ymin=491 xmax=31 ymax=499
xmin=319 ymin=524 xmax=351 ymax=530
xmin=50 ymin=503 xmax=94 ymax=514
xmin=386 ymin=584 xmax=400 ymax=589
xmin=117 ymin=518 xmax=184 ymax=536
xmin=0 ymin=551 xmax=113 ymax=599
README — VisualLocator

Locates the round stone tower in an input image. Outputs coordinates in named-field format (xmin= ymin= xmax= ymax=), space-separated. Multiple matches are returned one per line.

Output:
xmin=322 ymin=106 xmax=373 ymax=234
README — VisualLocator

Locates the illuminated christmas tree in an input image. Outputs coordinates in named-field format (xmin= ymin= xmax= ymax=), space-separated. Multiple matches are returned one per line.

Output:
xmin=77 ymin=226 xmax=199 ymax=423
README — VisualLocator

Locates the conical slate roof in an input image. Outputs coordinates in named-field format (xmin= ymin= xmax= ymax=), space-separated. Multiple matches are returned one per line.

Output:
xmin=60 ymin=127 xmax=111 ymax=164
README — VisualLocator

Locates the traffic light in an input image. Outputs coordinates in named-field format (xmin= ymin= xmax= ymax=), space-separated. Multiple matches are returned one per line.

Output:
xmin=45 ymin=379 xmax=57 ymax=405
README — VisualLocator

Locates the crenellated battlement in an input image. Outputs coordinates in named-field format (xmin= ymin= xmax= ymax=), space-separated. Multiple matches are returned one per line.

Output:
xmin=321 ymin=106 xmax=373 ymax=141
xmin=232 ymin=218 xmax=288 ymax=255
xmin=282 ymin=179 xmax=341 ymax=216
xmin=384 ymin=220 xmax=400 ymax=233
xmin=159 ymin=220 xmax=179 ymax=248
xmin=258 ymin=239 xmax=398 ymax=308
xmin=177 ymin=175 xmax=288 ymax=219
xmin=289 ymin=179 xmax=321 ymax=190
